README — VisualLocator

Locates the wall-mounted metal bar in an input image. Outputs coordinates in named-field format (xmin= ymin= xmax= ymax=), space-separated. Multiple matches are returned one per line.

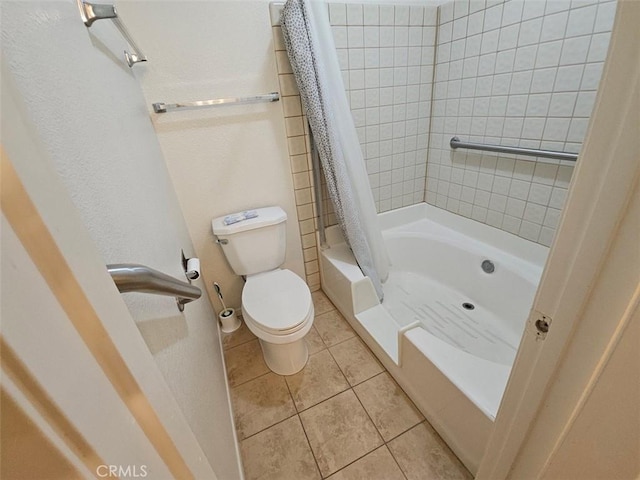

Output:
xmin=107 ymin=264 xmax=201 ymax=312
xmin=450 ymin=136 xmax=578 ymax=162
xmin=77 ymin=0 xmax=147 ymax=67
xmin=152 ymin=92 xmax=280 ymax=114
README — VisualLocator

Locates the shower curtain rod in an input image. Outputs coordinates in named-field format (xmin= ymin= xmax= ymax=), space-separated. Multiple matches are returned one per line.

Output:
xmin=450 ymin=137 xmax=578 ymax=162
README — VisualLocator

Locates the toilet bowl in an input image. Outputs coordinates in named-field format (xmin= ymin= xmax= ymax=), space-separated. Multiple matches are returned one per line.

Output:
xmin=242 ymin=269 xmax=314 ymax=375
xmin=212 ymin=206 xmax=314 ymax=375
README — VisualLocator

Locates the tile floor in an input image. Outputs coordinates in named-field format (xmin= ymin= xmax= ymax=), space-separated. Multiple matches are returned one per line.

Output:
xmin=222 ymin=291 xmax=473 ymax=480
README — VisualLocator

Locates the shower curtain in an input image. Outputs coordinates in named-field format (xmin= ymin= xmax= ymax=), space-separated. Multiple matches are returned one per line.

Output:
xmin=281 ymin=0 xmax=390 ymax=300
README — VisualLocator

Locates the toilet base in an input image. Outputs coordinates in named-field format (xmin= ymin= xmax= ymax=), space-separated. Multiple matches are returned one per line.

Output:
xmin=258 ymin=338 xmax=308 ymax=375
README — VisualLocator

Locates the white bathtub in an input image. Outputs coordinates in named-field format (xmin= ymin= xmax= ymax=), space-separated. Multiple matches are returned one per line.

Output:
xmin=319 ymin=203 xmax=547 ymax=474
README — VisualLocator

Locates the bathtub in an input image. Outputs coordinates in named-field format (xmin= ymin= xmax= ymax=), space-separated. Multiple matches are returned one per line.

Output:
xmin=319 ymin=203 xmax=547 ymax=474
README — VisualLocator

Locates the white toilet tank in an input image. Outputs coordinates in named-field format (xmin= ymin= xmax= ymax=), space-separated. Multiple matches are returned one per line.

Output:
xmin=212 ymin=206 xmax=288 ymax=276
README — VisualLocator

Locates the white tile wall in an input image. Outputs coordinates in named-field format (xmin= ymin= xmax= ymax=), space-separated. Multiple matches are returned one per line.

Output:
xmin=271 ymin=17 xmax=322 ymax=291
xmin=330 ymin=3 xmax=438 ymax=213
xmin=426 ymin=0 xmax=616 ymax=246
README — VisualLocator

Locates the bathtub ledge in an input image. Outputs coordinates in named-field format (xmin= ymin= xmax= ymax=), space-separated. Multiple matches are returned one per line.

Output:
xmin=404 ymin=327 xmax=511 ymax=420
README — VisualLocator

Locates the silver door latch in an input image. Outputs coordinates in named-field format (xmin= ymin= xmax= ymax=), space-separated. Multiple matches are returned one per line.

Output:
xmin=532 ymin=312 xmax=552 ymax=340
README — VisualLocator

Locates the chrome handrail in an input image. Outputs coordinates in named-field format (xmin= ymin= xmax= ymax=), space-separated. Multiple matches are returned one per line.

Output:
xmin=450 ymin=136 xmax=578 ymax=162
xmin=107 ymin=264 xmax=201 ymax=312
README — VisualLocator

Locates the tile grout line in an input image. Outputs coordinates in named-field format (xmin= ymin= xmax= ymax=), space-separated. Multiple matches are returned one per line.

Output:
xmin=311 ymin=380 xmax=409 ymax=479
xmin=319 ymin=331 xmax=395 ymax=477
xmin=237 ymin=410 xmax=299 ymax=443
xmin=322 ymin=444 xmax=393 ymax=480
xmin=302 ymin=358 xmax=414 ymax=477
xmin=350 ymin=373 xmax=387 ymax=442
xmin=325 ymin=337 xmax=385 ymax=389
xmin=282 ymin=371 xmax=324 ymax=478
xmin=229 ymin=292 xmax=447 ymax=478
xmin=222 ymin=331 xmax=257 ymax=352
xmin=385 ymin=419 xmax=427 ymax=446
xmin=222 ymin=334 xmax=256 ymax=353
xmin=349 ymin=369 xmax=425 ymax=444
xmin=328 ymin=347 xmax=421 ymax=478
xmin=290 ymin=307 xmax=385 ymax=477
xmin=291 ymin=379 xmax=351 ymax=415
xmin=386 ymin=438 xmax=411 ymax=480
xmin=227 ymin=367 xmax=272 ymax=389
xmin=304 ymin=386 xmax=382 ymax=479
xmin=295 ymin=414 xmax=325 ymax=478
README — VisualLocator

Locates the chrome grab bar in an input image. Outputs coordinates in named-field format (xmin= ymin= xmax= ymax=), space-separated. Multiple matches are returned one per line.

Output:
xmin=450 ymin=136 xmax=578 ymax=162
xmin=107 ymin=264 xmax=201 ymax=312
xmin=77 ymin=0 xmax=147 ymax=67
xmin=152 ymin=92 xmax=280 ymax=114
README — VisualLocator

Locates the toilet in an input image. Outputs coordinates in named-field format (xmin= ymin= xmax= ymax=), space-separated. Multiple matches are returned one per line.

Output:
xmin=212 ymin=206 xmax=314 ymax=375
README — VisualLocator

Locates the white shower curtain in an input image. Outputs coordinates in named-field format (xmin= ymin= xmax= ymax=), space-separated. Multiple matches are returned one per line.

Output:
xmin=281 ymin=0 xmax=390 ymax=300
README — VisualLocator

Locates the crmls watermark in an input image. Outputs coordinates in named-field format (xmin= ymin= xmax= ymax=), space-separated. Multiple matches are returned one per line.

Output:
xmin=96 ymin=465 xmax=148 ymax=478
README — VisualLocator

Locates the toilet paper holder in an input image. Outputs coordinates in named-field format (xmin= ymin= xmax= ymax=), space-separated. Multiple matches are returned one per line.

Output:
xmin=181 ymin=251 xmax=201 ymax=280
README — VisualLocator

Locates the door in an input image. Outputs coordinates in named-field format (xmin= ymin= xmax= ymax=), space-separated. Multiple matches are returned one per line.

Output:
xmin=1 ymin=57 xmax=217 ymax=479
xmin=477 ymin=2 xmax=640 ymax=478
xmin=1 ymin=1 xmax=242 ymax=477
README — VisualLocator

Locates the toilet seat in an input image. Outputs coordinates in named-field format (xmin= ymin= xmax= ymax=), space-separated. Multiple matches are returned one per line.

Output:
xmin=242 ymin=269 xmax=313 ymax=336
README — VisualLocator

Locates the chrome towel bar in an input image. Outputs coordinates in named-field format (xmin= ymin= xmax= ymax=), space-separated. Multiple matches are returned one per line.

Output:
xmin=78 ymin=0 xmax=147 ymax=67
xmin=152 ymin=92 xmax=280 ymax=114
xmin=450 ymin=136 xmax=578 ymax=162
xmin=107 ymin=264 xmax=201 ymax=312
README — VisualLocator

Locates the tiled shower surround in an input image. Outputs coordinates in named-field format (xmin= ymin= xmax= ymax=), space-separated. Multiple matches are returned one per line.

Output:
xmin=329 ymin=3 xmax=438 ymax=213
xmin=273 ymin=0 xmax=614 ymax=252
xmin=272 ymin=14 xmax=321 ymax=291
xmin=426 ymin=0 xmax=615 ymax=245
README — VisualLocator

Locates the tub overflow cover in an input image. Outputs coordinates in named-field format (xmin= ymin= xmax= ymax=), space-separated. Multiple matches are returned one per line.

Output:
xmin=481 ymin=260 xmax=495 ymax=274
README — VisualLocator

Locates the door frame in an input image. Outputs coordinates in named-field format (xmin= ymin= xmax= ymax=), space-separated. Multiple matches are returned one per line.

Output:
xmin=477 ymin=2 xmax=640 ymax=478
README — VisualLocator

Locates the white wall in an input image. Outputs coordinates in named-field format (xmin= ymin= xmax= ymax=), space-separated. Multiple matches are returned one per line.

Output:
xmin=0 ymin=2 xmax=241 ymax=478
xmin=119 ymin=0 xmax=306 ymax=311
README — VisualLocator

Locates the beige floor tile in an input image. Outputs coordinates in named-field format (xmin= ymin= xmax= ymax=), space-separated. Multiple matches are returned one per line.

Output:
xmin=327 ymin=446 xmax=405 ymax=480
xmin=304 ymin=325 xmax=327 ymax=355
xmin=231 ymin=372 xmax=296 ymax=440
xmin=299 ymin=389 xmax=383 ymax=477
xmin=314 ymin=310 xmax=355 ymax=347
xmin=224 ymin=339 xmax=269 ymax=387
xmin=387 ymin=422 xmax=472 ymax=480
xmin=240 ymin=415 xmax=321 ymax=480
xmin=354 ymin=372 xmax=423 ymax=441
xmin=285 ymin=349 xmax=349 ymax=411
xmin=221 ymin=321 xmax=256 ymax=351
xmin=312 ymin=290 xmax=336 ymax=316
xmin=329 ymin=337 xmax=384 ymax=386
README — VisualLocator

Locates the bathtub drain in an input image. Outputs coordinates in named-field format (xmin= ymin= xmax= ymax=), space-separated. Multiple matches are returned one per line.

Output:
xmin=462 ymin=302 xmax=475 ymax=310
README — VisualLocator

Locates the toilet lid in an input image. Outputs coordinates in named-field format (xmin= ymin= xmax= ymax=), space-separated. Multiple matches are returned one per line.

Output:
xmin=242 ymin=269 xmax=312 ymax=333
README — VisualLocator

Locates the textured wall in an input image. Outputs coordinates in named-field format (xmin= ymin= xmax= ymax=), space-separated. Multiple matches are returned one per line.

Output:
xmin=0 ymin=2 xmax=241 ymax=478
xmin=119 ymin=1 xmax=307 ymax=309
xmin=425 ymin=0 xmax=616 ymax=245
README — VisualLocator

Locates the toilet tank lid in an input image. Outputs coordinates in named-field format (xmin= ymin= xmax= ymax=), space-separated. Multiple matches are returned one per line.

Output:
xmin=212 ymin=206 xmax=287 ymax=235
